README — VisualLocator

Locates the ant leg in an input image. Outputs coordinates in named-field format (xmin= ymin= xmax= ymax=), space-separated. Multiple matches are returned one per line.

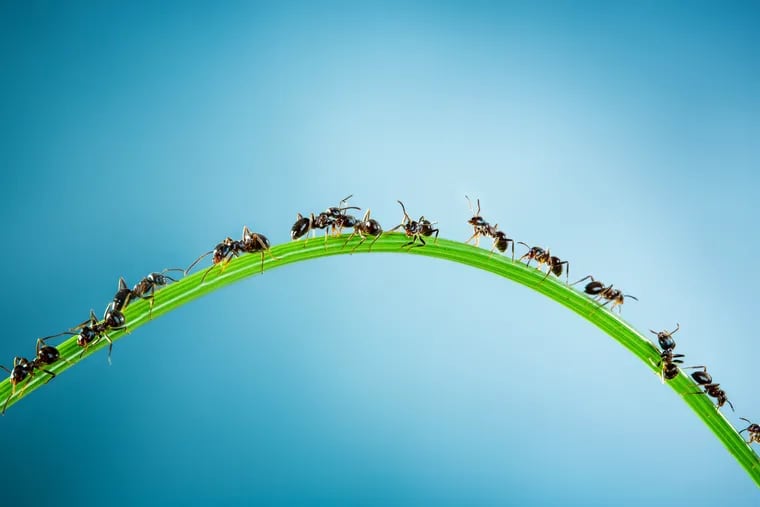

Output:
xmin=162 ymin=268 xmax=185 ymax=280
xmin=200 ymin=264 xmax=218 ymax=284
xmin=588 ymin=299 xmax=612 ymax=316
xmin=41 ymin=369 xmax=56 ymax=384
xmin=350 ymin=234 xmax=367 ymax=253
xmin=17 ymin=375 xmax=33 ymax=398
xmin=185 ymin=250 xmax=213 ymax=276
xmin=570 ymin=275 xmax=594 ymax=287
xmin=432 ymin=228 xmax=439 ymax=245
xmin=2 ymin=388 xmax=15 ymax=415
xmin=465 ymin=232 xmax=480 ymax=245
xmin=367 ymin=233 xmax=382 ymax=251
xmin=148 ymin=290 xmax=156 ymax=319
xmin=255 ymin=236 xmax=280 ymax=262
xmin=342 ymin=232 xmax=357 ymax=250
xmin=104 ymin=332 xmax=114 ymax=365
xmin=538 ymin=267 xmax=553 ymax=284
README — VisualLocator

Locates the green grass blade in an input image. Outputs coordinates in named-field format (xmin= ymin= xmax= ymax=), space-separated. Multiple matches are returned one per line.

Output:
xmin=3 ymin=234 xmax=759 ymax=486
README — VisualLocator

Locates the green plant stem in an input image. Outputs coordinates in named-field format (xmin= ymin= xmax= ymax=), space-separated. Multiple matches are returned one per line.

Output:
xmin=2 ymin=234 xmax=759 ymax=486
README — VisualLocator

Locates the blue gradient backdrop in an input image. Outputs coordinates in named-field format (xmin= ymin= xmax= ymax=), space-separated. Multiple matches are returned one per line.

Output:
xmin=1 ymin=1 xmax=758 ymax=505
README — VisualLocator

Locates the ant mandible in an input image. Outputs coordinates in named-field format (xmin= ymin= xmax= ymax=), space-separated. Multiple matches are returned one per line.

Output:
xmin=739 ymin=418 xmax=760 ymax=445
xmin=342 ymin=209 xmax=382 ymax=252
xmin=517 ymin=243 xmax=569 ymax=283
xmin=388 ymin=200 xmax=439 ymax=248
xmin=686 ymin=366 xmax=734 ymax=411
xmin=571 ymin=275 xmax=638 ymax=314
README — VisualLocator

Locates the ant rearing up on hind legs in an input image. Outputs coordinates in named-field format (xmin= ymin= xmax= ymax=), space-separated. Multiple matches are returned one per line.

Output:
xmin=388 ymin=200 xmax=439 ymax=248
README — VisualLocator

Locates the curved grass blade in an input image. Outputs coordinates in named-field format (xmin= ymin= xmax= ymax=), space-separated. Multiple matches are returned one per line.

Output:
xmin=2 ymin=234 xmax=758 ymax=486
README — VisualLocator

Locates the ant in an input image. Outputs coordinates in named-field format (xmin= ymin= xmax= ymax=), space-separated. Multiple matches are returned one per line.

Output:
xmin=650 ymin=324 xmax=683 ymax=382
xmin=686 ymin=366 xmax=734 ymax=411
xmin=55 ymin=308 xmax=122 ymax=364
xmin=464 ymin=196 xmax=515 ymax=259
xmin=0 ymin=334 xmax=74 ymax=414
xmin=32 ymin=336 xmax=72 ymax=373
xmin=317 ymin=194 xmax=361 ymax=237
xmin=387 ymin=200 xmax=439 ymax=248
xmin=291 ymin=195 xmax=361 ymax=244
xmin=240 ymin=225 xmax=277 ymax=273
xmin=571 ymin=275 xmax=638 ymax=313
xmin=517 ymin=243 xmax=569 ymax=283
xmin=131 ymin=269 xmax=184 ymax=318
xmin=739 ymin=418 xmax=760 ymax=445
xmin=342 ymin=209 xmax=382 ymax=252
xmin=186 ymin=226 xmax=276 ymax=281
xmin=1 ymin=357 xmax=37 ymax=415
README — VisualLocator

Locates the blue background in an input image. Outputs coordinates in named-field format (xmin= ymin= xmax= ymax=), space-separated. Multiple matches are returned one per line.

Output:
xmin=1 ymin=1 xmax=758 ymax=504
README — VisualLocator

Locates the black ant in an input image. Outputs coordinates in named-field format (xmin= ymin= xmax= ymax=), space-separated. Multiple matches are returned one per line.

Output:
xmin=185 ymin=236 xmax=239 ymax=281
xmin=649 ymin=324 xmax=682 ymax=382
xmin=464 ymin=196 xmax=515 ymax=259
xmin=342 ymin=209 xmax=382 ymax=252
xmin=571 ymin=275 xmax=638 ymax=313
xmin=33 ymin=336 xmax=72 ymax=373
xmin=1 ymin=357 xmax=37 ymax=415
xmin=131 ymin=269 xmax=184 ymax=317
xmin=518 ymin=243 xmax=569 ymax=283
xmin=686 ymin=366 xmax=734 ymax=411
xmin=318 ymin=194 xmax=361 ymax=237
xmin=57 ymin=308 xmax=121 ymax=364
xmin=387 ymin=200 xmax=439 ymax=248
xmin=291 ymin=195 xmax=361 ymax=244
xmin=240 ymin=225 xmax=277 ymax=273
xmin=739 ymin=418 xmax=760 ymax=445
xmin=186 ymin=226 xmax=276 ymax=281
